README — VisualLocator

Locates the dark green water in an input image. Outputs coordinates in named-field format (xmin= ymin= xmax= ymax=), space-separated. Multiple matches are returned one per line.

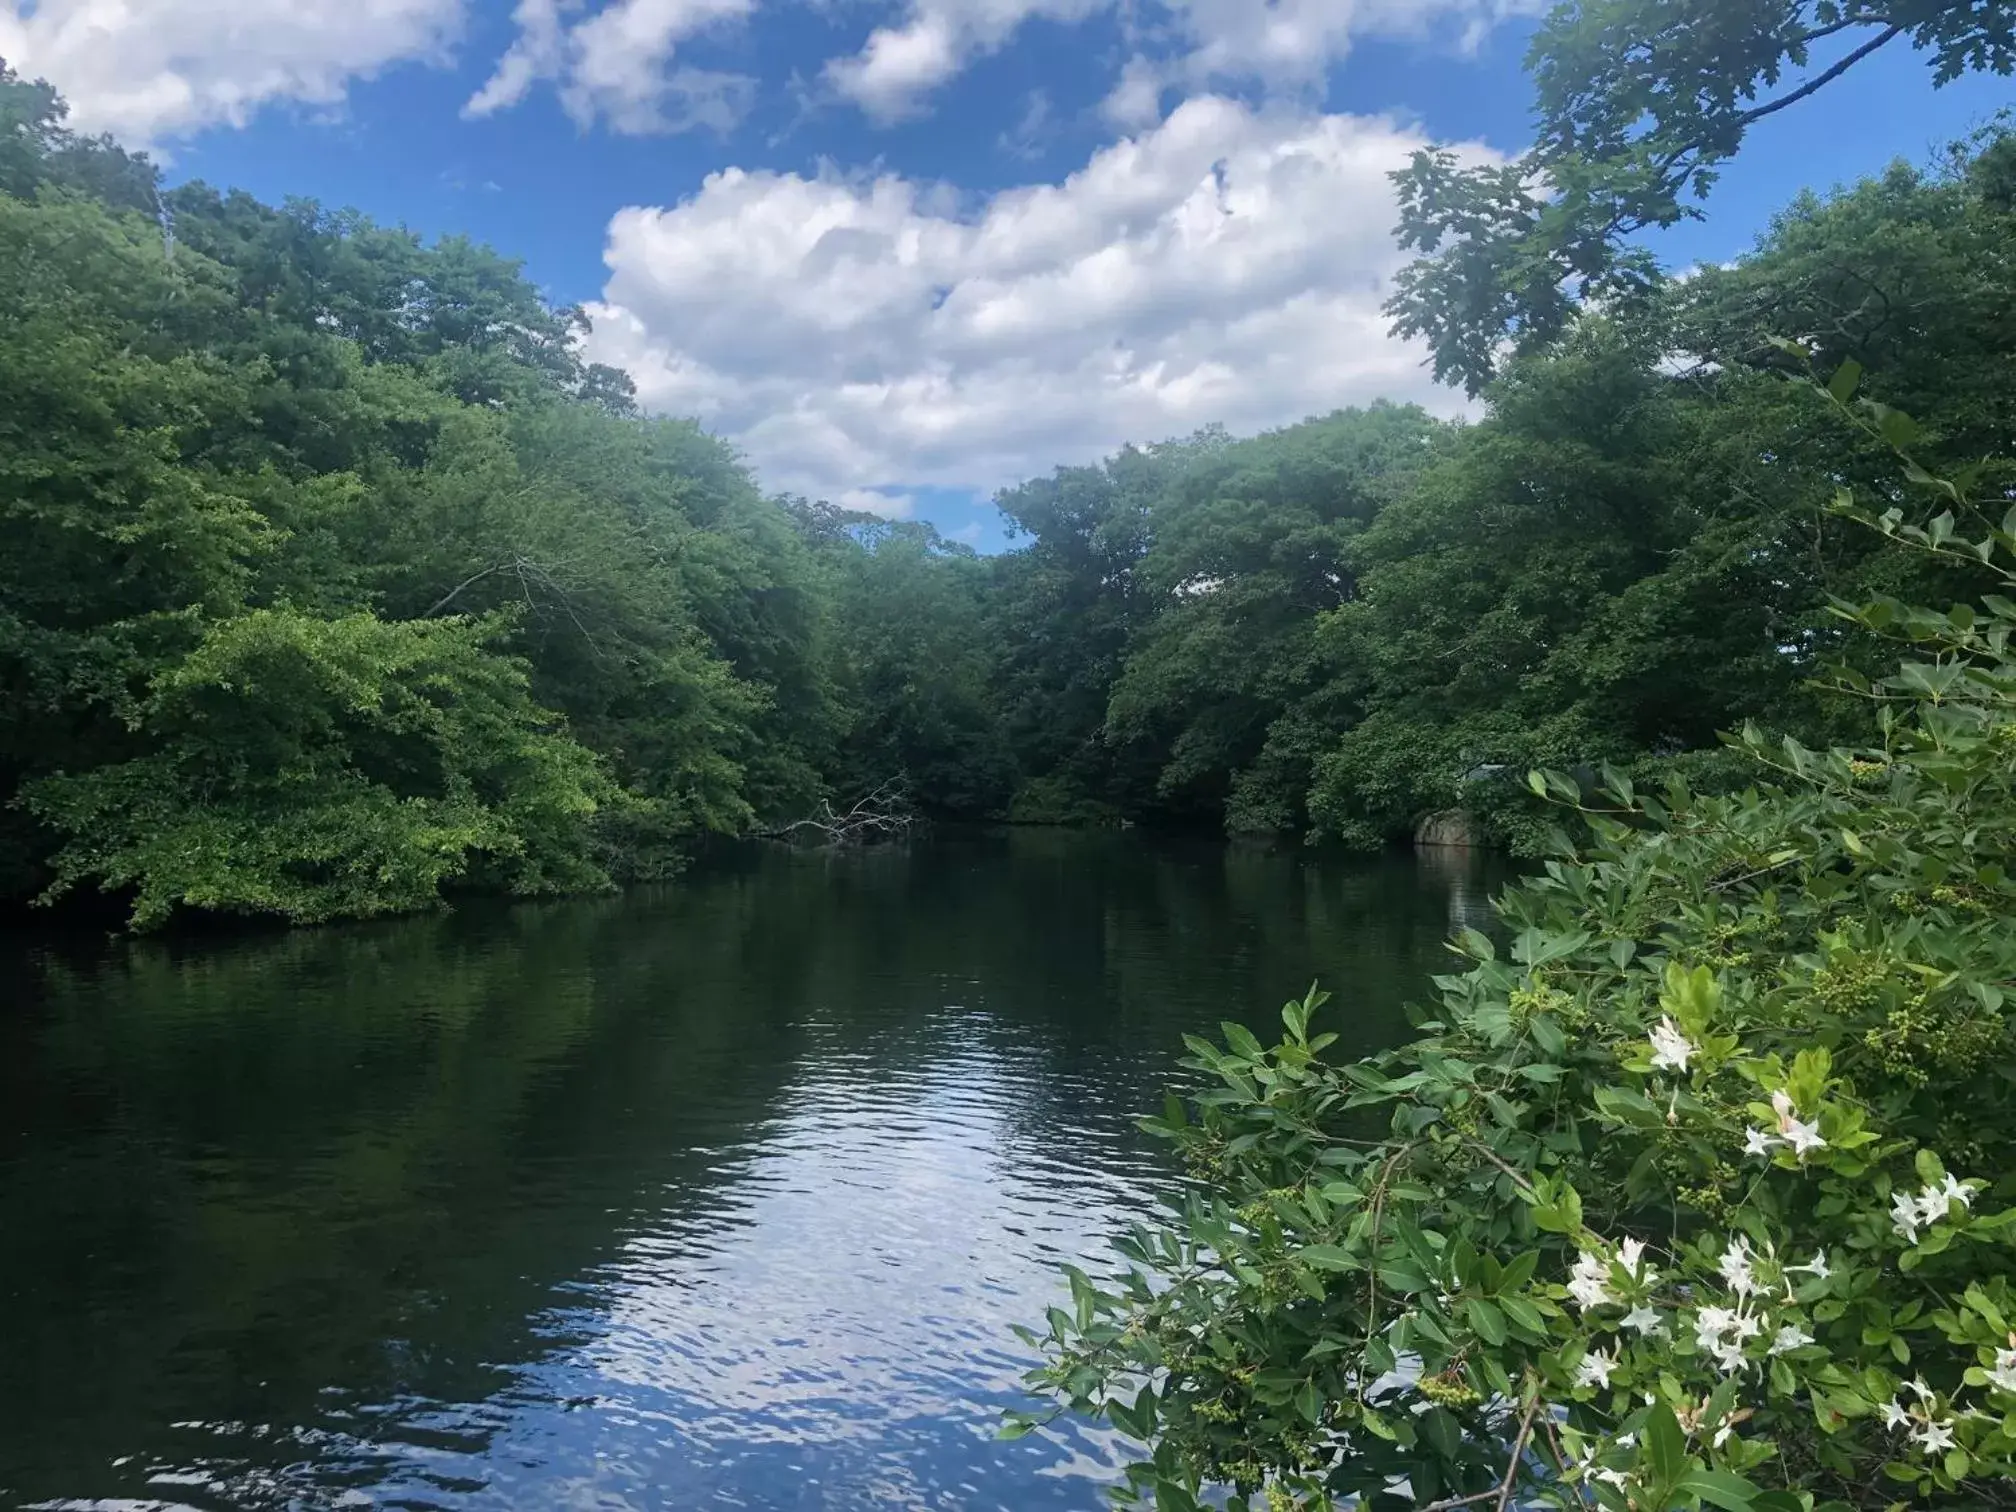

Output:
xmin=0 ymin=829 xmax=1502 ymax=1511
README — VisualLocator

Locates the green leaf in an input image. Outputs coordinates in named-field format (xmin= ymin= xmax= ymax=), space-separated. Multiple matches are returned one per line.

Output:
xmin=1534 ymin=1184 xmax=1583 ymax=1234
xmin=1646 ymin=1401 xmax=1686 ymax=1486
xmin=1498 ymin=1295 xmax=1547 ymax=1337
xmin=1294 ymin=1378 xmax=1323 ymax=1425
xmin=1825 ymin=357 xmax=1862 ymax=405
xmin=1465 ymin=1296 xmax=1508 ymax=1346
xmin=1298 ymin=1245 xmax=1357 ymax=1272
xmin=1679 ymin=1469 xmax=1762 ymax=1509
xmin=1220 ymin=1021 xmax=1266 ymax=1060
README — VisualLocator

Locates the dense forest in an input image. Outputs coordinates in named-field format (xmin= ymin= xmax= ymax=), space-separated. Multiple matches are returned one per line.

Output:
xmin=3 ymin=57 xmax=2013 ymax=927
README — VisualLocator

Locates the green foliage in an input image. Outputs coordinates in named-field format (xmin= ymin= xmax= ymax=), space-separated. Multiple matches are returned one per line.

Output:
xmin=1102 ymin=406 xmax=1442 ymax=829
xmin=0 ymin=67 xmax=838 ymax=924
xmin=1305 ymin=147 xmax=2016 ymax=853
xmin=1387 ymin=0 xmax=2016 ymax=393
xmin=1017 ymin=420 xmax=2016 ymax=1508
xmin=28 ymin=611 xmax=612 ymax=928
xmin=11 ymin=32 xmax=2016 ymax=928
xmin=805 ymin=512 xmax=1017 ymax=816
xmin=1005 ymin=774 xmax=1125 ymax=828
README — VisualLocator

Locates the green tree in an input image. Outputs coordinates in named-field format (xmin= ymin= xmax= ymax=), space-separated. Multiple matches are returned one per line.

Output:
xmin=1103 ymin=405 xmax=1442 ymax=832
xmin=1387 ymin=0 xmax=2016 ymax=394
xmin=0 ymin=64 xmax=840 ymax=923
xmin=1019 ymin=394 xmax=2016 ymax=1510
xmin=801 ymin=509 xmax=1016 ymax=816
xmin=28 ymin=610 xmax=611 ymax=928
xmin=988 ymin=441 xmax=1178 ymax=820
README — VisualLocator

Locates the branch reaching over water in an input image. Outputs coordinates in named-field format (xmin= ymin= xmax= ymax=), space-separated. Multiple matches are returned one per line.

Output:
xmin=755 ymin=780 xmax=917 ymax=846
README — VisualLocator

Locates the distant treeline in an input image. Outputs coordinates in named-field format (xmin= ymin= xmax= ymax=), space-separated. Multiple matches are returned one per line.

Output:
xmin=5 ymin=59 xmax=2012 ymax=925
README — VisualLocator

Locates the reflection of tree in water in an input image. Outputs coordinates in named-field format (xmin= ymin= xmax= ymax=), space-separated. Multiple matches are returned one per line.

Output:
xmin=0 ymin=836 xmax=1496 ymax=1509
xmin=0 ymin=902 xmax=814 ymax=1508
xmin=1411 ymin=841 xmax=1512 ymax=941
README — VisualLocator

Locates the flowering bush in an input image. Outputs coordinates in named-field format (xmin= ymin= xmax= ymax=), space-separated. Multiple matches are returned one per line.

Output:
xmin=1013 ymin=380 xmax=2016 ymax=1510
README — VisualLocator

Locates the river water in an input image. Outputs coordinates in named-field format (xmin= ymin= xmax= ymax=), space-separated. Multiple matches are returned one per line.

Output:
xmin=0 ymin=829 xmax=1502 ymax=1511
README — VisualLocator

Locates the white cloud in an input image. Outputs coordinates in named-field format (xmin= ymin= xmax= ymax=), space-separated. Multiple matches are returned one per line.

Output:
xmin=822 ymin=0 xmax=1544 ymax=123
xmin=581 ymin=95 xmax=1487 ymax=504
xmin=824 ymin=0 xmax=1103 ymax=122
xmin=465 ymin=0 xmax=757 ymax=134
xmin=839 ymin=487 xmax=918 ymax=519
xmin=1101 ymin=54 xmax=1165 ymax=129
xmin=1162 ymin=0 xmax=1535 ymax=88
xmin=0 ymin=0 xmax=463 ymax=143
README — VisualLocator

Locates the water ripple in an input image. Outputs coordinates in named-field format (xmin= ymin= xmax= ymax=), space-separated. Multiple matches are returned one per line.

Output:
xmin=0 ymin=833 xmax=1503 ymax=1509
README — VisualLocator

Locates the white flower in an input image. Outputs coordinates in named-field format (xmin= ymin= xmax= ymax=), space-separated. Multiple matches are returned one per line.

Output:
xmin=1695 ymin=1305 xmax=1737 ymax=1348
xmin=1880 ymin=1400 xmax=1911 ymax=1430
xmin=1780 ymin=1115 xmax=1826 ymax=1158
xmin=1693 ymin=1303 xmax=1757 ymax=1375
xmin=1904 ymin=1378 xmax=1936 ymax=1403
xmin=1743 ymin=1126 xmax=1782 ymax=1158
xmin=1718 ymin=1236 xmax=1758 ymax=1297
xmin=1709 ymin=1338 xmax=1747 ymax=1374
xmin=1649 ymin=1016 xmax=1698 ymax=1073
xmin=1892 ymin=1190 xmax=1923 ymax=1243
xmin=1770 ymin=1323 xmax=1814 ymax=1354
xmin=1915 ymin=1173 xmax=1976 ymax=1228
xmin=1988 ymin=1347 xmax=2016 ymax=1395
xmin=1912 ymin=1420 xmax=1956 ymax=1456
xmin=1712 ymin=1422 xmax=1736 ymax=1449
xmin=1568 ymin=1250 xmax=1617 ymax=1312
xmin=1619 ymin=1304 xmax=1665 ymax=1336
xmin=1576 ymin=1346 xmax=1618 ymax=1390
xmin=1786 ymin=1250 xmax=1831 ymax=1282
xmin=1617 ymin=1236 xmax=1656 ymax=1284
xmin=1769 ymin=1089 xmax=1826 ymax=1158
xmin=1591 ymin=1467 xmax=1631 ymax=1489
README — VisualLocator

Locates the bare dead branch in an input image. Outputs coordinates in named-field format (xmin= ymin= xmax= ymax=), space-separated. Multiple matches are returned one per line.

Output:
xmin=755 ymin=780 xmax=917 ymax=845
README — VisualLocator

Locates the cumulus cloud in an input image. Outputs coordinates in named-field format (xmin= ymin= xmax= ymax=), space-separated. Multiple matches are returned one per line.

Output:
xmin=825 ymin=0 xmax=1103 ymax=122
xmin=465 ymin=0 xmax=757 ymax=134
xmin=581 ymin=96 xmax=1488 ymax=503
xmin=0 ymin=0 xmax=463 ymax=143
xmin=1101 ymin=54 xmax=1165 ymax=130
xmin=823 ymin=0 xmax=1543 ymax=123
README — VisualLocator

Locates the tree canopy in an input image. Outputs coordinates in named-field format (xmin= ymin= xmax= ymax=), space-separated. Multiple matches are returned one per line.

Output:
xmin=7 ymin=29 xmax=2016 ymax=927
xmin=1386 ymin=0 xmax=2016 ymax=394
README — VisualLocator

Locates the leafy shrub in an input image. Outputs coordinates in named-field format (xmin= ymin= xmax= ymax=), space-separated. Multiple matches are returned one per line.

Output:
xmin=1008 ymin=774 xmax=1125 ymax=828
xmin=1016 ymin=389 xmax=2016 ymax=1509
xmin=28 ymin=609 xmax=612 ymax=927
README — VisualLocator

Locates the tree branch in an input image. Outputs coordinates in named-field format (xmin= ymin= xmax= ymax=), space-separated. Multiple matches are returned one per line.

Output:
xmin=424 ymin=561 xmax=514 ymax=618
xmin=755 ymin=780 xmax=917 ymax=845
xmin=1731 ymin=24 xmax=1904 ymax=131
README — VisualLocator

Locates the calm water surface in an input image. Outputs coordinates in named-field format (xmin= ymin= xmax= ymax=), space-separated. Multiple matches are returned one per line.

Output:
xmin=0 ymin=829 xmax=1503 ymax=1511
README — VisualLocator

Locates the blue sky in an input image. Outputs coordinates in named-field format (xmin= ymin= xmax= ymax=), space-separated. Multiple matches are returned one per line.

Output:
xmin=5 ymin=1 xmax=2009 ymax=549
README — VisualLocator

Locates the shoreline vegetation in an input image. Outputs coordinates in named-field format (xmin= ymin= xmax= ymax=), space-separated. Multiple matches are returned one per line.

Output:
xmin=11 ymin=0 xmax=2016 ymax=1504
xmin=4 ymin=17 xmax=2012 ymax=932
xmin=1005 ymin=2 xmax=2016 ymax=1508
xmin=6 ymin=12 xmax=2016 ymax=932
